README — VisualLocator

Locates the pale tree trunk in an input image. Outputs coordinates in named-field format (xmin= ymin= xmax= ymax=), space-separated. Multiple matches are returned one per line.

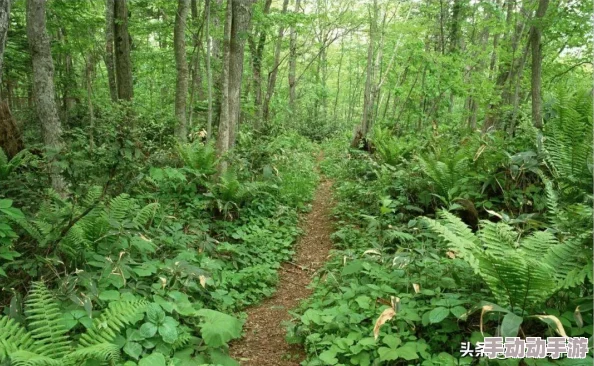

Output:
xmin=85 ymin=54 xmax=96 ymax=151
xmin=0 ymin=0 xmax=9 ymax=92
xmin=206 ymin=0 xmax=214 ymax=140
xmin=530 ymin=0 xmax=549 ymax=130
xmin=105 ymin=0 xmax=118 ymax=101
xmin=227 ymin=0 xmax=252 ymax=149
xmin=216 ymin=0 xmax=233 ymax=175
xmin=174 ymin=0 xmax=190 ymax=142
xmin=262 ymin=0 xmax=290 ymax=123
xmin=188 ymin=0 xmax=204 ymax=129
xmin=249 ymin=0 xmax=272 ymax=125
xmin=288 ymin=0 xmax=300 ymax=114
xmin=26 ymin=0 xmax=66 ymax=194
xmin=350 ymin=0 xmax=377 ymax=148
xmin=114 ymin=0 xmax=133 ymax=101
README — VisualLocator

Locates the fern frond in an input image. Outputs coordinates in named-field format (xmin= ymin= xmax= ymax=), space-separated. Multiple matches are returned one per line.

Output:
xmin=78 ymin=300 xmax=147 ymax=348
xmin=63 ymin=343 xmax=120 ymax=366
xmin=82 ymin=186 xmax=103 ymax=206
xmin=0 ymin=317 xmax=37 ymax=360
xmin=106 ymin=194 xmax=132 ymax=222
xmin=9 ymin=350 xmax=61 ymax=366
xmin=24 ymin=282 xmax=71 ymax=359
xmin=133 ymin=202 xmax=159 ymax=227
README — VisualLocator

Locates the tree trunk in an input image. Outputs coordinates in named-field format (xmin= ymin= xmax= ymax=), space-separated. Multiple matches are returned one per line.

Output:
xmin=174 ymin=0 xmax=190 ymax=142
xmin=216 ymin=0 xmax=233 ymax=175
xmin=114 ymin=0 xmax=133 ymax=101
xmin=206 ymin=0 xmax=214 ymax=140
xmin=105 ymin=0 xmax=118 ymax=101
xmin=227 ymin=0 xmax=252 ymax=148
xmin=250 ymin=0 xmax=272 ymax=125
xmin=288 ymin=0 xmax=300 ymax=114
xmin=530 ymin=0 xmax=549 ymax=130
xmin=188 ymin=0 xmax=204 ymax=129
xmin=350 ymin=0 xmax=377 ymax=148
xmin=0 ymin=0 xmax=10 ymax=96
xmin=26 ymin=0 xmax=66 ymax=194
xmin=262 ymin=0 xmax=290 ymax=123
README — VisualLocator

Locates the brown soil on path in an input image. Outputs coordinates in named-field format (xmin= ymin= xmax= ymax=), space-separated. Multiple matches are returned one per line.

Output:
xmin=229 ymin=169 xmax=334 ymax=366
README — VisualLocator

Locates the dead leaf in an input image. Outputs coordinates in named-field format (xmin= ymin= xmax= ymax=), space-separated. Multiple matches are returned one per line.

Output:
xmin=363 ymin=249 xmax=381 ymax=256
xmin=574 ymin=306 xmax=583 ymax=328
xmin=139 ymin=234 xmax=151 ymax=241
xmin=412 ymin=283 xmax=420 ymax=294
xmin=373 ymin=307 xmax=396 ymax=340
xmin=199 ymin=275 xmax=208 ymax=288
xmin=480 ymin=305 xmax=494 ymax=335
xmin=446 ymin=251 xmax=456 ymax=259
xmin=533 ymin=315 xmax=568 ymax=337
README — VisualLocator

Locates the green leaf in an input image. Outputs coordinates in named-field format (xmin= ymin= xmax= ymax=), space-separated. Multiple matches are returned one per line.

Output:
xmin=450 ymin=306 xmax=467 ymax=319
xmin=319 ymin=348 xmax=339 ymax=364
xmin=429 ymin=307 xmax=449 ymax=323
xmin=195 ymin=309 xmax=244 ymax=347
xmin=124 ymin=341 xmax=143 ymax=360
xmin=139 ymin=352 xmax=166 ymax=366
xmin=396 ymin=342 xmax=419 ymax=361
xmin=140 ymin=322 xmax=158 ymax=338
xmin=378 ymin=347 xmax=399 ymax=361
xmin=99 ymin=290 xmax=121 ymax=301
xmin=501 ymin=313 xmax=523 ymax=338
xmin=382 ymin=335 xmax=401 ymax=349
xmin=146 ymin=303 xmax=166 ymax=324
xmin=158 ymin=318 xmax=178 ymax=343
xmin=208 ymin=349 xmax=239 ymax=366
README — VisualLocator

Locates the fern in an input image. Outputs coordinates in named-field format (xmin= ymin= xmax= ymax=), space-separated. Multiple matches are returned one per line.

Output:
xmin=79 ymin=300 xmax=148 ymax=347
xmin=417 ymin=150 xmax=469 ymax=203
xmin=424 ymin=211 xmax=572 ymax=311
xmin=24 ymin=282 xmax=71 ymax=359
xmin=0 ymin=282 xmax=147 ymax=366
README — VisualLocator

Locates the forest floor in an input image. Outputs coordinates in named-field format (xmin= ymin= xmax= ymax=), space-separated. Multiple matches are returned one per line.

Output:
xmin=229 ymin=157 xmax=334 ymax=366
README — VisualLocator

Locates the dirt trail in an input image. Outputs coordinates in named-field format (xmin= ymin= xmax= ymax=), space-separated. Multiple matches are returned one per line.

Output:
xmin=229 ymin=167 xmax=334 ymax=366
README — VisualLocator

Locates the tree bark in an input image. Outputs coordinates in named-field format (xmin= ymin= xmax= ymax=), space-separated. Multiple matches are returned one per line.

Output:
xmin=0 ymin=0 xmax=10 ymax=97
xmin=262 ymin=0 xmax=290 ymax=123
xmin=26 ymin=0 xmax=66 ymax=194
xmin=227 ymin=0 xmax=253 ymax=148
xmin=188 ymin=0 xmax=204 ymax=129
xmin=174 ymin=0 xmax=190 ymax=141
xmin=114 ymin=0 xmax=133 ymax=101
xmin=350 ymin=0 xmax=377 ymax=148
xmin=206 ymin=0 xmax=214 ymax=140
xmin=288 ymin=0 xmax=300 ymax=114
xmin=530 ymin=0 xmax=549 ymax=130
xmin=104 ymin=0 xmax=118 ymax=102
xmin=249 ymin=0 xmax=272 ymax=124
xmin=216 ymin=0 xmax=233 ymax=175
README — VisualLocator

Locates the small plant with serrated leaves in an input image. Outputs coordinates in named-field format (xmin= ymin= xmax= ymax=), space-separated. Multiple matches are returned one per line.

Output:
xmin=0 ymin=281 xmax=146 ymax=366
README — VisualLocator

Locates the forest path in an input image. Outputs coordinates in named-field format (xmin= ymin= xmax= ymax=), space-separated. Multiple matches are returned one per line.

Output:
xmin=229 ymin=155 xmax=334 ymax=366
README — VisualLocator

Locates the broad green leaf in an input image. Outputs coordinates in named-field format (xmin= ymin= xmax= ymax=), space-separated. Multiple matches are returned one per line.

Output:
xmin=195 ymin=309 xmax=243 ymax=347
xmin=318 ymin=348 xmax=339 ymax=364
xmin=378 ymin=347 xmax=399 ymax=361
xmin=140 ymin=322 xmax=158 ymax=338
xmin=396 ymin=342 xmax=419 ymax=361
xmin=500 ymin=313 xmax=523 ymax=338
xmin=428 ymin=307 xmax=449 ymax=323
xmin=138 ymin=352 xmax=166 ymax=366
xmin=124 ymin=341 xmax=143 ymax=360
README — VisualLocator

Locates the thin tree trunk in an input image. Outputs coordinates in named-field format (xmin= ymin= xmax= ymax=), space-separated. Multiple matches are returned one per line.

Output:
xmin=288 ymin=0 xmax=300 ymax=114
xmin=114 ymin=0 xmax=133 ymax=101
xmin=85 ymin=54 xmax=95 ymax=151
xmin=250 ymin=0 xmax=272 ymax=125
xmin=350 ymin=0 xmax=377 ymax=148
xmin=216 ymin=0 xmax=233 ymax=175
xmin=227 ymin=0 xmax=252 ymax=148
xmin=262 ymin=0 xmax=290 ymax=123
xmin=174 ymin=0 xmax=190 ymax=142
xmin=105 ymin=0 xmax=118 ymax=102
xmin=206 ymin=0 xmax=214 ymax=140
xmin=530 ymin=0 xmax=549 ymax=130
xmin=188 ymin=0 xmax=205 ymax=130
xmin=26 ymin=0 xmax=66 ymax=194
xmin=0 ymin=0 xmax=9 ymax=92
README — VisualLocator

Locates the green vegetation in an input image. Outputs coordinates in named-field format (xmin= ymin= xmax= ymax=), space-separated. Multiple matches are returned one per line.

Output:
xmin=0 ymin=0 xmax=592 ymax=365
